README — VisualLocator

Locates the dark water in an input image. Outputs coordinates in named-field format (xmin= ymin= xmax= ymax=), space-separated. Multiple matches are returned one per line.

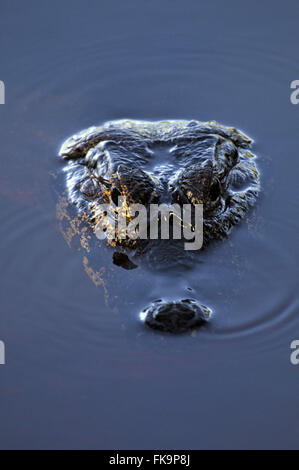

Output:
xmin=0 ymin=0 xmax=299 ymax=449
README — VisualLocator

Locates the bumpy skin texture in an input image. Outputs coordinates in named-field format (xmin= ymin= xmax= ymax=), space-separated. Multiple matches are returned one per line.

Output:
xmin=59 ymin=119 xmax=260 ymax=333
xmin=141 ymin=299 xmax=211 ymax=333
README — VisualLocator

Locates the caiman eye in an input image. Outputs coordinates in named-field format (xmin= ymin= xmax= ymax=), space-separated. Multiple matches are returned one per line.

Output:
xmin=111 ymin=187 xmax=121 ymax=205
xmin=210 ymin=180 xmax=221 ymax=201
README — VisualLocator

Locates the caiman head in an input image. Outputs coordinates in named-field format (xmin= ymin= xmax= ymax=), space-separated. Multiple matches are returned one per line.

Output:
xmin=59 ymin=120 xmax=260 ymax=333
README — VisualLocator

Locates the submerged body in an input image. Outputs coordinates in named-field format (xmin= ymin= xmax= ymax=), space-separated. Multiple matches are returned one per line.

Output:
xmin=58 ymin=119 xmax=260 ymax=332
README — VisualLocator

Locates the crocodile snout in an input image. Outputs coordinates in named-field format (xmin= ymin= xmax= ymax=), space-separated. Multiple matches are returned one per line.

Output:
xmin=140 ymin=298 xmax=211 ymax=333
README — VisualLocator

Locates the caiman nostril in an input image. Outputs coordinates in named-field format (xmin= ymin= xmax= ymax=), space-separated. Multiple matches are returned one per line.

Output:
xmin=141 ymin=298 xmax=211 ymax=333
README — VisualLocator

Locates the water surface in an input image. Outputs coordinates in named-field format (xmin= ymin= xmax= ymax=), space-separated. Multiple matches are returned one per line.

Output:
xmin=0 ymin=0 xmax=299 ymax=449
